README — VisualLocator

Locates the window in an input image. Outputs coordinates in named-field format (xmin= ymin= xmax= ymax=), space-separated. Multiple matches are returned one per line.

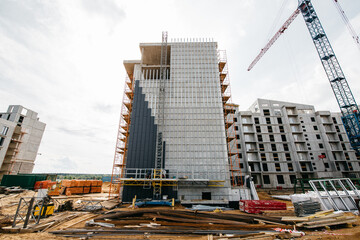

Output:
xmin=281 ymin=135 xmax=286 ymax=142
xmin=271 ymin=144 xmax=277 ymax=151
xmin=254 ymin=118 xmax=259 ymax=124
xmin=342 ymin=143 xmax=346 ymax=150
xmin=1 ymin=126 xmax=9 ymax=135
xmin=267 ymin=126 xmax=273 ymax=133
xmin=262 ymin=163 xmax=268 ymax=171
xmin=240 ymin=163 xmax=244 ymax=168
xmin=338 ymin=134 xmax=343 ymax=141
xmin=266 ymin=118 xmax=271 ymax=124
xmin=290 ymin=175 xmax=296 ymax=184
xmin=259 ymin=144 xmax=265 ymax=151
xmin=263 ymin=109 xmax=270 ymax=116
xmin=319 ymin=143 xmax=324 ymax=148
xmin=235 ymin=126 xmax=239 ymax=131
xmin=249 ymin=163 xmax=254 ymax=171
xmin=269 ymin=135 xmax=275 ymax=142
xmin=300 ymin=162 xmax=307 ymax=171
xmin=279 ymin=126 xmax=284 ymax=133
xmin=18 ymin=116 xmax=24 ymax=123
xmin=313 ymin=126 xmax=318 ymax=131
xmin=285 ymin=153 xmax=291 ymax=161
xmin=273 ymin=153 xmax=279 ymax=161
xmin=257 ymin=135 xmax=263 ymax=142
xmin=283 ymin=144 xmax=289 ymax=151
xmin=335 ymin=126 xmax=340 ymax=132
xmin=345 ymin=153 xmax=350 ymax=160
xmin=0 ymin=137 xmax=4 ymax=146
xmin=311 ymin=117 xmax=315 ymax=122
xmin=237 ymin=144 xmax=241 ymax=149
xmin=202 ymin=192 xmax=211 ymax=200
xmin=277 ymin=118 xmax=283 ymax=124
xmin=261 ymin=153 xmax=266 ymax=161
xmin=316 ymin=134 xmax=321 ymax=140
xmin=263 ymin=175 xmax=270 ymax=184
xmin=234 ymin=118 xmax=238 ymax=122
xmin=332 ymin=117 xmax=337 ymax=124
xmin=288 ymin=163 xmax=294 ymax=171
xmin=324 ymin=163 xmax=329 ymax=168
xmin=238 ymin=153 xmax=242 ymax=158
xmin=236 ymin=135 xmax=240 ymax=139
xmin=277 ymin=175 xmax=285 ymax=184
xmin=256 ymin=126 xmax=261 ymax=133
xmin=275 ymin=163 xmax=281 ymax=172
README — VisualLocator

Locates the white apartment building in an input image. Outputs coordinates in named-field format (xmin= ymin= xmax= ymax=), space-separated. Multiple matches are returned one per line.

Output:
xmin=234 ymin=99 xmax=360 ymax=188
xmin=0 ymin=105 xmax=46 ymax=177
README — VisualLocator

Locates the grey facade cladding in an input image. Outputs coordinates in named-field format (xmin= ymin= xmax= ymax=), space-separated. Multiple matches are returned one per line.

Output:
xmin=233 ymin=99 xmax=360 ymax=188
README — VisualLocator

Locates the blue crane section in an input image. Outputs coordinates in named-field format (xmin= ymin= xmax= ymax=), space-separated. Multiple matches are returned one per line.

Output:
xmin=298 ymin=0 xmax=360 ymax=153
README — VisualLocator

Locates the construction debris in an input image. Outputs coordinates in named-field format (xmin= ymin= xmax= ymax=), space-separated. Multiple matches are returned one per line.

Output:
xmin=188 ymin=205 xmax=233 ymax=211
xmin=282 ymin=209 xmax=357 ymax=229
xmin=294 ymin=200 xmax=322 ymax=217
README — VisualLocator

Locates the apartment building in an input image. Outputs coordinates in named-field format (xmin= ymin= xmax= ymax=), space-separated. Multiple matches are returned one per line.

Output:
xmin=0 ymin=105 xmax=46 ymax=177
xmin=234 ymin=99 xmax=360 ymax=188
xmin=111 ymin=38 xmax=234 ymax=203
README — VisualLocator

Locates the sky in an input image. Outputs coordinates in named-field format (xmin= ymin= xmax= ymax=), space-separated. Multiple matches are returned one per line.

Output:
xmin=0 ymin=0 xmax=360 ymax=174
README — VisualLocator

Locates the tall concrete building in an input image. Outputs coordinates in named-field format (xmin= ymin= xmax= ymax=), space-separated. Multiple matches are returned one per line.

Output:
xmin=111 ymin=38 xmax=242 ymax=203
xmin=235 ymin=99 xmax=360 ymax=188
xmin=0 ymin=105 xmax=46 ymax=177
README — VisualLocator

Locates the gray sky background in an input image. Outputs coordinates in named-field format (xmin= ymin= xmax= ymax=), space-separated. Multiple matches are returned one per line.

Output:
xmin=0 ymin=0 xmax=359 ymax=173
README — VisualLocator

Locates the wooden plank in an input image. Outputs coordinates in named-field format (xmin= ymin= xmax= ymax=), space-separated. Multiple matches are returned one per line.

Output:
xmin=303 ymin=218 xmax=357 ymax=229
xmin=281 ymin=216 xmax=309 ymax=222
xmin=57 ymin=213 xmax=97 ymax=230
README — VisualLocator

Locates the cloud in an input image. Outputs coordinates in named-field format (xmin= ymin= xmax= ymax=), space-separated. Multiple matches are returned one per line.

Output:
xmin=93 ymin=103 xmax=116 ymax=113
xmin=81 ymin=0 xmax=125 ymax=27
xmin=35 ymin=156 xmax=78 ymax=173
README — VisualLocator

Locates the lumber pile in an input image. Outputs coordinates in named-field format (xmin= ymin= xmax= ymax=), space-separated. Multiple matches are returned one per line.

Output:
xmin=50 ymin=208 xmax=291 ymax=238
xmin=61 ymin=180 xmax=102 ymax=195
xmin=282 ymin=209 xmax=357 ymax=229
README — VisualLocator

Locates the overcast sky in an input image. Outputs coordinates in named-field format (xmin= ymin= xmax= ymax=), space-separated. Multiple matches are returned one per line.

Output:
xmin=1 ymin=0 xmax=359 ymax=174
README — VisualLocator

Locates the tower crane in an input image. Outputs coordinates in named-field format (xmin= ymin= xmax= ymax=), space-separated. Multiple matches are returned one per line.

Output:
xmin=332 ymin=0 xmax=360 ymax=51
xmin=248 ymin=0 xmax=360 ymax=153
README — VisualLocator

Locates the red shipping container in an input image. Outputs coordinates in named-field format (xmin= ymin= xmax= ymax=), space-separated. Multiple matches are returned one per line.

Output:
xmin=239 ymin=200 xmax=286 ymax=214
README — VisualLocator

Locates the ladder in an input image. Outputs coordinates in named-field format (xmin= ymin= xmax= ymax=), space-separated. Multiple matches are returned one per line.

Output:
xmin=154 ymin=31 xmax=168 ymax=199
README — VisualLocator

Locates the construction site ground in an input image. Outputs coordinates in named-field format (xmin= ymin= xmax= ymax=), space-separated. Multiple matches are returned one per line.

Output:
xmin=0 ymin=185 xmax=360 ymax=239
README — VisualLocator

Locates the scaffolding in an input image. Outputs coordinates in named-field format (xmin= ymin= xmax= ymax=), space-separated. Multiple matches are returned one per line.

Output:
xmin=109 ymin=76 xmax=134 ymax=198
xmin=120 ymin=167 xmax=226 ymax=188
xmin=218 ymin=50 xmax=243 ymax=186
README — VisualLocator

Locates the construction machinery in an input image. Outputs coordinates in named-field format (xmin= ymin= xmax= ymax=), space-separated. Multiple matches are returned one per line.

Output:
xmin=248 ymin=0 xmax=360 ymax=153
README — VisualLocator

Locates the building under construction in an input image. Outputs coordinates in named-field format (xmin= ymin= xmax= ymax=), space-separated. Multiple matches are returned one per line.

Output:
xmin=111 ymin=35 xmax=244 ymax=204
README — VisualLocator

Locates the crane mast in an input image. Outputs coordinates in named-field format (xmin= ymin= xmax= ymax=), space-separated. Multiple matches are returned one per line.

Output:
xmin=298 ymin=0 xmax=360 ymax=152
